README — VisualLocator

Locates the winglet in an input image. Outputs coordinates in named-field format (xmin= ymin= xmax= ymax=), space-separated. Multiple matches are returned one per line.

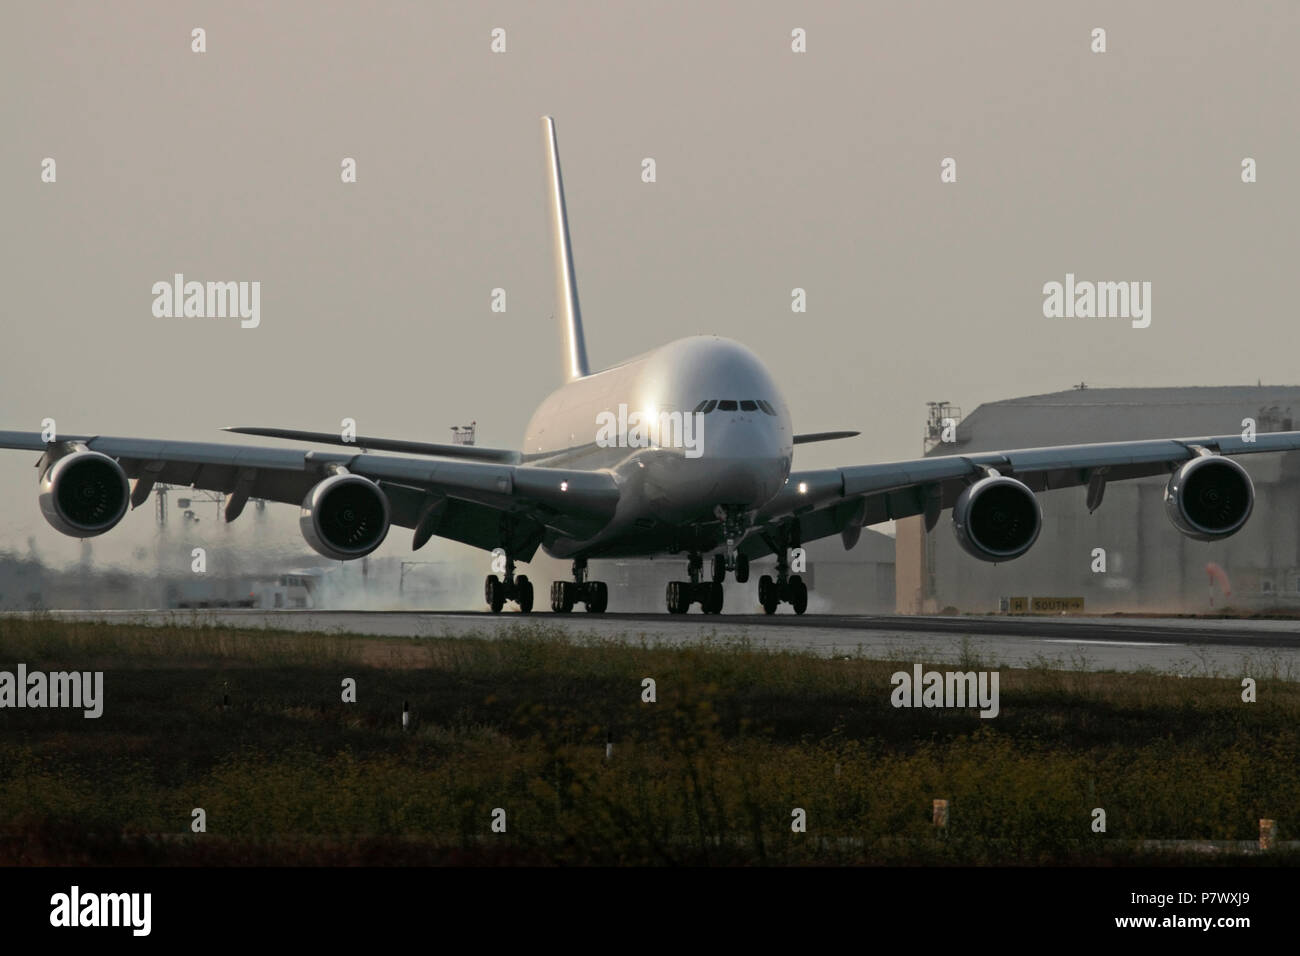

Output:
xmin=541 ymin=116 xmax=590 ymax=381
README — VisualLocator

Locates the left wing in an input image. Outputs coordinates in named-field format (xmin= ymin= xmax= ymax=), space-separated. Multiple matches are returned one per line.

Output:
xmin=741 ymin=431 xmax=1300 ymax=558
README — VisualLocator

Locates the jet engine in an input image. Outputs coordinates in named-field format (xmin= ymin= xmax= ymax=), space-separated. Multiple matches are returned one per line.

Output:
xmin=300 ymin=473 xmax=391 ymax=560
xmin=1164 ymin=455 xmax=1253 ymax=541
xmin=39 ymin=450 xmax=131 ymax=537
xmin=952 ymin=474 xmax=1042 ymax=562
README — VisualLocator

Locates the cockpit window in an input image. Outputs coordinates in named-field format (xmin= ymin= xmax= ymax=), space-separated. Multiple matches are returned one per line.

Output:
xmin=699 ymin=399 xmax=778 ymax=413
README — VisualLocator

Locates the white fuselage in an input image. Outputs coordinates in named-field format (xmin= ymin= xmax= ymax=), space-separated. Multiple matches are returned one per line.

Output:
xmin=521 ymin=336 xmax=793 ymax=558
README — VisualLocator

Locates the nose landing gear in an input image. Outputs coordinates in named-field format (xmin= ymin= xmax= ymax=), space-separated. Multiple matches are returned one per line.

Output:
xmin=551 ymin=558 xmax=608 ymax=613
xmin=711 ymin=552 xmax=749 ymax=584
xmin=711 ymin=505 xmax=751 ymax=584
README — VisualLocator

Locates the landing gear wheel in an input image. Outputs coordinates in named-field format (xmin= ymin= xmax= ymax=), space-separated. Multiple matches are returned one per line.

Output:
xmin=485 ymin=575 xmax=505 ymax=613
xmin=702 ymin=582 xmax=724 ymax=614
xmin=666 ymin=581 xmax=687 ymax=614
xmin=789 ymin=575 xmax=808 ymax=615
xmin=758 ymin=575 xmax=778 ymax=615
xmin=551 ymin=580 xmax=575 ymax=613
xmin=734 ymin=553 xmax=749 ymax=584
xmin=586 ymin=581 xmax=608 ymax=613
xmin=711 ymin=554 xmax=727 ymax=584
xmin=516 ymin=575 xmax=533 ymax=613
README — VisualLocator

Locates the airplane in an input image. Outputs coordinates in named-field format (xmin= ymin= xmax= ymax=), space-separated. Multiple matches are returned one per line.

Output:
xmin=4 ymin=116 xmax=1299 ymax=616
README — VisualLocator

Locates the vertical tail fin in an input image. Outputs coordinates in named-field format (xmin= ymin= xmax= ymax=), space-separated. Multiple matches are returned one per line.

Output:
xmin=541 ymin=116 xmax=590 ymax=381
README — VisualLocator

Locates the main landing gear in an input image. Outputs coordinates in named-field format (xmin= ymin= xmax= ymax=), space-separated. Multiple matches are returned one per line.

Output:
xmin=484 ymin=553 xmax=533 ymax=614
xmin=666 ymin=552 xmax=724 ymax=614
xmin=551 ymin=558 xmax=608 ymax=613
xmin=757 ymin=540 xmax=807 ymax=615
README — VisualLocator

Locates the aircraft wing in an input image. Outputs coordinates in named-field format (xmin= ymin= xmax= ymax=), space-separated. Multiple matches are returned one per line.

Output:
xmin=0 ymin=431 xmax=619 ymax=560
xmin=742 ymin=430 xmax=1300 ymax=557
xmin=221 ymin=426 xmax=523 ymax=463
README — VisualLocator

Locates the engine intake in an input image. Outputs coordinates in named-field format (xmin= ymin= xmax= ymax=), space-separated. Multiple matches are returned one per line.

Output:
xmin=39 ymin=450 xmax=131 ymax=537
xmin=1164 ymin=456 xmax=1253 ymax=541
xmin=952 ymin=474 xmax=1042 ymax=562
xmin=300 ymin=473 xmax=391 ymax=560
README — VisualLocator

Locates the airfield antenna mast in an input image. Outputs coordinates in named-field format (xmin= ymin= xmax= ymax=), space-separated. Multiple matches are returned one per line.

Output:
xmin=450 ymin=422 xmax=476 ymax=446
xmin=923 ymin=402 xmax=962 ymax=455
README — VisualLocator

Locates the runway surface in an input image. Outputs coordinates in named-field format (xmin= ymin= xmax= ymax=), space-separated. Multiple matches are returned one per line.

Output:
xmin=14 ymin=608 xmax=1300 ymax=679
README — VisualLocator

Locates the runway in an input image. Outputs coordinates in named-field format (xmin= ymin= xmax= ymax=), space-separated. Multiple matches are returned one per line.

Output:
xmin=15 ymin=609 xmax=1300 ymax=679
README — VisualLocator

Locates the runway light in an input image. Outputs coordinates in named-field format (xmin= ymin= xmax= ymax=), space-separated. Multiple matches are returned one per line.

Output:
xmin=798 ymin=482 xmax=808 ymax=494
xmin=560 ymin=480 xmax=569 ymax=492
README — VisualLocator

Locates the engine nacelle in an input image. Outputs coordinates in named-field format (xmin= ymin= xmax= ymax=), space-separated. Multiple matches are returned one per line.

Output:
xmin=1164 ymin=456 xmax=1254 ymax=541
xmin=952 ymin=474 xmax=1042 ymax=562
xmin=299 ymin=473 xmax=391 ymax=560
xmin=39 ymin=450 xmax=131 ymax=537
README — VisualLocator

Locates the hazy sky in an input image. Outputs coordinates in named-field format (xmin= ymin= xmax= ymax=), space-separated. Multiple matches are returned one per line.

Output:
xmin=2 ymin=1 xmax=1297 ymax=567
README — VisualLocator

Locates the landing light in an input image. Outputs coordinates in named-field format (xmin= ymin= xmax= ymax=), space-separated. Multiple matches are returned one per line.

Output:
xmin=560 ymin=480 xmax=569 ymax=492
xmin=798 ymin=482 xmax=808 ymax=495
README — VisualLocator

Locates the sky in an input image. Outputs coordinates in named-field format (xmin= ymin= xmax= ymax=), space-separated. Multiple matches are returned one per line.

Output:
xmin=2 ymin=0 xmax=1297 ymax=569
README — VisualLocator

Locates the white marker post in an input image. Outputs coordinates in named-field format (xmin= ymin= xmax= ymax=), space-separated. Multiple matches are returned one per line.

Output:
xmin=1260 ymin=818 xmax=1277 ymax=851
xmin=933 ymin=799 xmax=949 ymax=831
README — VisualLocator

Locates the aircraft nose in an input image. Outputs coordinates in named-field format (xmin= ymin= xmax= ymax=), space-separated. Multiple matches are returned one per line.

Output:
xmin=701 ymin=412 xmax=784 ymax=457
xmin=696 ymin=418 xmax=786 ymax=504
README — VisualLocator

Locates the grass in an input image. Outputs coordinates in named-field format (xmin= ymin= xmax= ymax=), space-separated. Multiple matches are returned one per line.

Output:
xmin=0 ymin=614 xmax=1297 ymax=865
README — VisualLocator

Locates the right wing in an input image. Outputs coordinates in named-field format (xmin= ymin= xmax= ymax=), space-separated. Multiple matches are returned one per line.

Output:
xmin=222 ymin=426 xmax=522 ymax=464
xmin=0 ymin=431 xmax=619 ymax=559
